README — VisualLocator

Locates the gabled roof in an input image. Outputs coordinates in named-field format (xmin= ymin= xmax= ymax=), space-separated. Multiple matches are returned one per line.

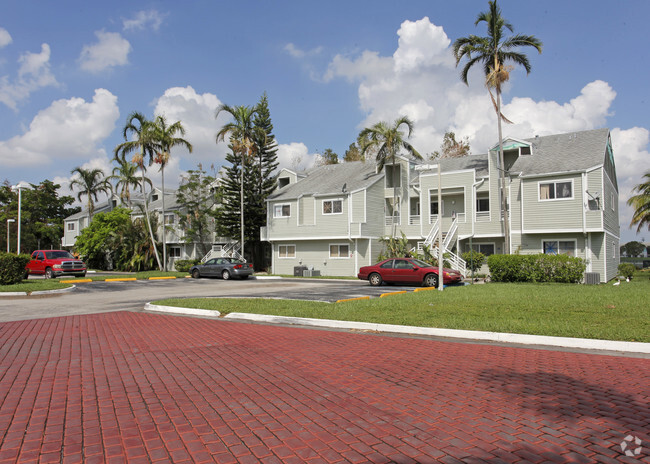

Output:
xmin=268 ymin=161 xmax=383 ymax=201
xmin=508 ymin=128 xmax=610 ymax=176
xmin=437 ymin=155 xmax=489 ymax=177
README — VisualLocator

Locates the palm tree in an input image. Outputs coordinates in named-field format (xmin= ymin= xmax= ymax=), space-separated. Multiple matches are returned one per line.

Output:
xmin=216 ymin=104 xmax=265 ymax=260
xmin=69 ymin=167 xmax=112 ymax=224
xmin=358 ymin=116 xmax=422 ymax=237
xmin=453 ymin=0 xmax=542 ymax=254
xmin=628 ymin=171 xmax=650 ymax=232
xmin=114 ymin=111 xmax=162 ymax=271
xmin=150 ymin=115 xmax=193 ymax=271
xmin=109 ymin=157 xmax=151 ymax=207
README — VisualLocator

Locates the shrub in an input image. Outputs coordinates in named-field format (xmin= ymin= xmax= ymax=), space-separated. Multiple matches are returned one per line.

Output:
xmin=618 ymin=263 xmax=636 ymax=280
xmin=0 ymin=252 xmax=31 ymax=285
xmin=461 ymin=250 xmax=485 ymax=274
xmin=174 ymin=259 xmax=200 ymax=272
xmin=487 ymin=254 xmax=586 ymax=283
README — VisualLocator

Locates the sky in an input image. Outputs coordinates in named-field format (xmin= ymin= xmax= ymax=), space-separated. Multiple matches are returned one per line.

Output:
xmin=1 ymin=0 xmax=649 ymax=244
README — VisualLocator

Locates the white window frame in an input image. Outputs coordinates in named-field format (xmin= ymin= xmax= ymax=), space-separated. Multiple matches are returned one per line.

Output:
xmin=542 ymin=239 xmax=577 ymax=256
xmin=322 ymin=199 xmax=343 ymax=215
xmin=273 ymin=203 xmax=291 ymax=218
xmin=470 ymin=242 xmax=495 ymax=256
xmin=610 ymin=192 xmax=615 ymax=211
xmin=67 ymin=223 xmax=75 ymax=231
xmin=164 ymin=213 xmax=175 ymax=225
xmin=278 ymin=244 xmax=296 ymax=258
xmin=538 ymin=180 xmax=574 ymax=201
xmin=329 ymin=243 xmax=350 ymax=259
xmin=169 ymin=246 xmax=181 ymax=258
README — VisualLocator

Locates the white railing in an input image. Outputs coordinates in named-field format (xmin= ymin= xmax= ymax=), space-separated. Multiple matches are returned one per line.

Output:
xmin=423 ymin=216 xmax=467 ymax=277
xmin=409 ymin=215 xmax=420 ymax=225
xmin=476 ymin=211 xmax=490 ymax=222
xmin=385 ymin=215 xmax=401 ymax=226
xmin=201 ymin=241 xmax=244 ymax=262
xmin=432 ymin=246 xmax=467 ymax=278
xmin=424 ymin=217 xmax=440 ymax=247
xmin=443 ymin=218 xmax=458 ymax=250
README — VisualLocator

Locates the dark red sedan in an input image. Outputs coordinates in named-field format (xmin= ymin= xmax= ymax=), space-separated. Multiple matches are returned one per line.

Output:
xmin=357 ymin=257 xmax=463 ymax=287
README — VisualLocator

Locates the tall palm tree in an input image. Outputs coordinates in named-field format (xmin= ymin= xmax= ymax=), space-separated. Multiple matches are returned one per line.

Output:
xmin=114 ymin=111 xmax=162 ymax=271
xmin=109 ymin=157 xmax=151 ymax=207
xmin=628 ymin=171 xmax=650 ymax=232
xmin=453 ymin=0 xmax=542 ymax=254
xmin=359 ymin=116 xmax=422 ymax=237
xmin=151 ymin=115 xmax=193 ymax=271
xmin=69 ymin=167 xmax=112 ymax=224
xmin=215 ymin=104 xmax=265 ymax=260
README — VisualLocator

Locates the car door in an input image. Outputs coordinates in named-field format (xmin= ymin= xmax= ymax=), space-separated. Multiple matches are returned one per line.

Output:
xmin=391 ymin=259 xmax=420 ymax=283
xmin=203 ymin=258 xmax=218 ymax=276
xmin=30 ymin=251 xmax=46 ymax=274
xmin=378 ymin=259 xmax=395 ymax=282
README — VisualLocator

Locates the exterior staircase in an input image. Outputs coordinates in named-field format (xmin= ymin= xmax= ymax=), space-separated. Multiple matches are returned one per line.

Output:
xmin=423 ymin=217 xmax=467 ymax=277
xmin=201 ymin=241 xmax=244 ymax=263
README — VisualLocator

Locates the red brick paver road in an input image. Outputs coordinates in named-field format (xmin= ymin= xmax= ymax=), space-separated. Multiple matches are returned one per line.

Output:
xmin=0 ymin=312 xmax=648 ymax=463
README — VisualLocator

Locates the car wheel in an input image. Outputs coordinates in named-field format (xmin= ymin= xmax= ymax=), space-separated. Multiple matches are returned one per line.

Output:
xmin=191 ymin=269 xmax=200 ymax=279
xmin=44 ymin=267 xmax=54 ymax=279
xmin=222 ymin=270 xmax=231 ymax=280
xmin=369 ymin=273 xmax=383 ymax=286
xmin=424 ymin=273 xmax=438 ymax=288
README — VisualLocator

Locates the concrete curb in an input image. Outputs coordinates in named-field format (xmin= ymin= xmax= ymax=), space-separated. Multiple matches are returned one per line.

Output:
xmin=0 ymin=285 xmax=77 ymax=297
xmin=142 ymin=303 xmax=650 ymax=355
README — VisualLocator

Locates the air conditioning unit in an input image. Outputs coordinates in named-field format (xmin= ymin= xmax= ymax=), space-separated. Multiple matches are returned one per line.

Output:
xmin=584 ymin=272 xmax=600 ymax=285
xmin=303 ymin=270 xmax=321 ymax=277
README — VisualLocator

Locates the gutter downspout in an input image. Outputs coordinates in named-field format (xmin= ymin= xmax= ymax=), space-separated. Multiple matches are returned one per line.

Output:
xmin=471 ymin=178 xmax=485 ymax=239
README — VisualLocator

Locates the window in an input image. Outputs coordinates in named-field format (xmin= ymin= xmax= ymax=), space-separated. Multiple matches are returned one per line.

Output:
xmin=67 ymin=223 xmax=75 ymax=231
xmin=385 ymin=164 xmax=401 ymax=188
xmin=323 ymin=199 xmax=342 ymax=215
xmin=380 ymin=260 xmax=394 ymax=269
xmin=274 ymin=204 xmax=291 ymax=217
xmin=278 ymin=177 xmax=290 ymax=188
xmin=278 ymin=245 xmax=295 ymax=258
xmin=165 ymin=213 xmax=175 ymax=225
xmin=169 ymin=247 xmax=181 ymax=258
xmin=152 ymin=194 xmax=159 ymax=201
xmin=539 ymin=181 xmax=573 ymax=200
xmin=543 ymin=240 xmax=576 ymax=256
xmin=476 ymin=197 xmax=489 ymax=212
xmin=329 ymin=244 xmax=349 ymax=258
xmin=430 ymin=201 xmax=441 ymax=215
xmin=611 ymin=192 xmax=615 ymax=211
xmin=470 ymin=243 xmax=495 ymax=256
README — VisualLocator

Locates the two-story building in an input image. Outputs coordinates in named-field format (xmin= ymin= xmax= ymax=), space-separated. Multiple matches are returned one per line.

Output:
xmin=262 ymin=128 xmax=620 ymax=282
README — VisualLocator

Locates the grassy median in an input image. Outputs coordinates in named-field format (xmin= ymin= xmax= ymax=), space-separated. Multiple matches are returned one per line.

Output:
xmin=155 ymin=274 xmax=649 ymax=342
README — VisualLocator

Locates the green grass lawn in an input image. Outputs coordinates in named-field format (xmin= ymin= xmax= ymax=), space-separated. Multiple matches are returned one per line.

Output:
xmin=155 ymin=275 xmax=650 ymax=342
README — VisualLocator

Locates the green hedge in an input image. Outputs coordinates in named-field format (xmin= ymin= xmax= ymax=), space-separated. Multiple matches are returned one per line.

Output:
xmin=173 ymin=259 xmax=200 ymax=272
xmin=618 ymin=263 xmax=636 ymax=280
xmin=487 ymin=254 xmax=586 ymax=283
xmin=0 ymin=253 xmax=31 ymax=285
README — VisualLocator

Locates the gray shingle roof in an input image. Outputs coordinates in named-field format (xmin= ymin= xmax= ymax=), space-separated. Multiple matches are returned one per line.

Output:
xmin=511 ymin=128 xmax=609 ymax=176
xmin=269 ymin=161 xmax=383 ymax=200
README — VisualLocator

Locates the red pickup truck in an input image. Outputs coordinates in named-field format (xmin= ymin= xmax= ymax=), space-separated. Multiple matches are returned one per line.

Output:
xmin=26 ymin=250 xmax=87 ymax=279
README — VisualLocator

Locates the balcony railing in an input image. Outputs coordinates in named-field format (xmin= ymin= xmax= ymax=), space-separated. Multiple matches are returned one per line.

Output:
xmin=409 ymin=215 xmax=420 ymax=226
xmin=476 ymin=211 xmax=490 ymax=221
xmin=385 ymin=215 xmax=401 ymax=226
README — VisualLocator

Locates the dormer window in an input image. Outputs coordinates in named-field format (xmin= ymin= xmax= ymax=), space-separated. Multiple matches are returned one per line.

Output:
xmin=278 ymin=177 xmax=290 ymax=188
xmin=152 ymin=194 xmax=159 ymax=201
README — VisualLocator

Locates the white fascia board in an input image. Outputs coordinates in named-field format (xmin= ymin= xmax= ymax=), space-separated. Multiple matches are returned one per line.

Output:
xmin=419 ymin=168 xmax=475 ymax=178
xmin=519 ymin=169 xmax=586 ymax=179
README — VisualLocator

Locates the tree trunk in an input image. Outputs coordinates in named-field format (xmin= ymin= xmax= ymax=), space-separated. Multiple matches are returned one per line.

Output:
xmin=496 ymin=90 xmax=510 ymax=254
xmin=241 ymin=149 xmax=245 ymax=259
xmin=161 ymin=165 xmax=167 ymax=272
xmin=141 ymin=167 xmax=162 ymax=271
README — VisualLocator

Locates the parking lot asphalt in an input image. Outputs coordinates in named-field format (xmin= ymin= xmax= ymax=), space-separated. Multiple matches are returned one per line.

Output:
xmin=0 ymin=311 xmax=648 ymax=463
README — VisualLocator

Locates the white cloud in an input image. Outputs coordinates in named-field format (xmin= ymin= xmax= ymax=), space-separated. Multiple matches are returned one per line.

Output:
xmin=79 ymin=30 xmax=131 ymax=73
xmin=284 ymin=43 xmax=323 ymax=59
xmin=276 ymin=142 xmax=318 ymax=171
xmin=393 ymin=17 xmax=453 ymax=73
xmin=153 ymin=86 xmax=225 ymax=168
xmin=0 ymin=27 xmax=12 ymax=48
xmin=123 ymin=10 xmax=165 ymax=32
xmin=0 ymin=43 xmax=58 ymax=109
xmin=0 ymin=88 xmax=119 ymax=167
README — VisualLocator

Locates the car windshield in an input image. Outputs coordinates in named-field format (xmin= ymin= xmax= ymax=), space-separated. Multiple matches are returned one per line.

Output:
xmin=410 ymin=258 xmax=432 ymax=268
xmin=45 ymin=251 xmax=74 ymax=259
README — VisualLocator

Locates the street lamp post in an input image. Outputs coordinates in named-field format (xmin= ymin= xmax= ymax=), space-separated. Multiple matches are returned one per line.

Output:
xmin=11 ymin=182 xmax=31 ymax=255
xmin=6 ymin=219 xmax=15 ymax=253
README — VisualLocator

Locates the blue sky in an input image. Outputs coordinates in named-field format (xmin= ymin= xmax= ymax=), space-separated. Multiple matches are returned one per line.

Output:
xmin=1 ymin=0 xmax=649 ymax=243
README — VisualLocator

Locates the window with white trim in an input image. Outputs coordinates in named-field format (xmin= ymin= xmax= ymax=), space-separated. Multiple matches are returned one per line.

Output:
xmin=323 ymin=199 xmax=342 ymax=215
xmin=278 ymin=245 xmax=295 ymax=258
xmin=470 ymin=243 xmax=495 ymax=256
xmin=169 ymin=247 xmax=181 ymax=258
xmin=476 ymin=196 xmax=490 ymax=212
xmin=385 ymin=164 xmax=401 ymax=188
xmin=274 ymin=204 xmax=291 ymax=218
xmin=543 ymin=240 xmax=576 ymax=256
xmin=165 ymin=213 xmax=175 ymax=225
xmin=539 ymin=181 xmax=573 ymax=200
xmin=67 ymin=223 xmax=75 ymax=231
xmin=329 ymin=244 xmax=349 ymax=258
xmin=610 ymin=192 xmax=615 ymax=211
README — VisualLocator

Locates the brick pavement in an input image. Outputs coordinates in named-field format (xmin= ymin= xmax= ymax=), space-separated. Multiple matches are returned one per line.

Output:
xmin=0 ymin=311 xmax=648 ymax=463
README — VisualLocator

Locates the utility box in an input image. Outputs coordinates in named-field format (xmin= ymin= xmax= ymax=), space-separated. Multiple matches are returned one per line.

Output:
xmin=584 ymin=272 xmax=600 ymax=285
xmin=294 ymin=266 xmax=308 ymax=276
xmin=303 ymin=270 xmax=321 ymax=277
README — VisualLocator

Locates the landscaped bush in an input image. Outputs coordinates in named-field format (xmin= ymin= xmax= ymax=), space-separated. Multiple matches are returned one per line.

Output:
xmin=0 ymin=252 xmax=31 ymax=285
xmin=487 ymin=253 xmax=586 ymax=283
xmin=461 ymin=250 xmax=485 ymax=274
xmin=173 ymin=259 xmax=200 ymax=272
xmin=618 ymin=263 xmax=636 ymax=280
